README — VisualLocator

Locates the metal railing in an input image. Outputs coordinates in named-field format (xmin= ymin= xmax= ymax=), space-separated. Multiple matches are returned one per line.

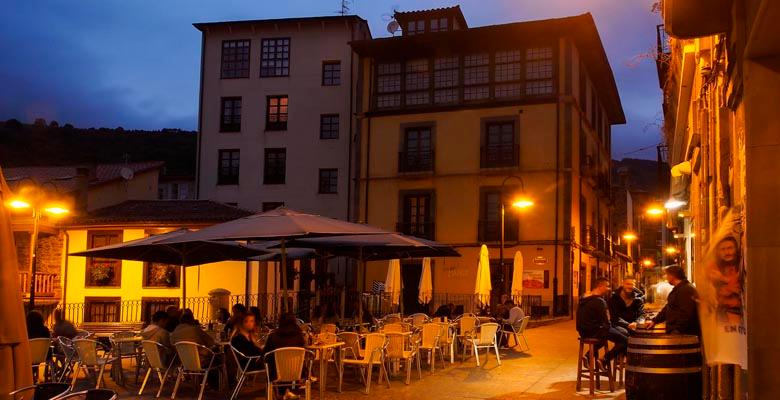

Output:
xmin=398 ymin=150 xmax=434 ymax=173
xmin=480 ymin=144 xmax=519 ymax=169
xmin=478 ymin=219 xmax=518 ymax=242
xmin=19 ymin=272 xmax=57 ymax=297
xmin=395 ymin=221 xmax=435 ymax=240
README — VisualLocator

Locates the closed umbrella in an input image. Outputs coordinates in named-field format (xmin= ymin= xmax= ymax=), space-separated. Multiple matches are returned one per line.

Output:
xmin=0 ymin=168 xmax=33 ymax=397
xmin=510 ymin=251 xmax=524 ymax=302
xmin=69 ymin=229 xmax=267 ymax=303
xmin=385 ymin=259 xmax=402 ymax=309
xmin=174 ymin=208 xmax=390 ymax=310
xmin=418 ymin=257 xmax=433 ymax=304
xmin=475 ymin=244 xmax=492 ymax=306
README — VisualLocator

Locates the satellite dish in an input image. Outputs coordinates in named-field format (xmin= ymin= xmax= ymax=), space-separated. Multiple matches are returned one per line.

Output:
xmin=387 ymin=20 xmax=400 ymax=35
xmin=120 ymin=167 xmax=134 ymax=180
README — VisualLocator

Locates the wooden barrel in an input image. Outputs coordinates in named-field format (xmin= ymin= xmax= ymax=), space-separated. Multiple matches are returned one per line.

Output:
xmin=625 ymin=333 xmax=702 ymax=400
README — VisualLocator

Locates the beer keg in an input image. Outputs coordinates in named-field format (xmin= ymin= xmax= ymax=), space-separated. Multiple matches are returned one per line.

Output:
xmin=625 ymin=333 xmax=702 ymax=399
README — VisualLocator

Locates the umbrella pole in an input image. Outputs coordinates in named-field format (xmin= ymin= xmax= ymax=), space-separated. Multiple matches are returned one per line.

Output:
xmin=181 ymin=265 xmax=186 ymax=307
xmin=281 ymin=239 xmax=288 ymax=313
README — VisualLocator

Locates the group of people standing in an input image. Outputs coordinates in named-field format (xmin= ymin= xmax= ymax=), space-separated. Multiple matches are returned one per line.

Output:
xmin=576 ymin=265 xmax=700 ymax=368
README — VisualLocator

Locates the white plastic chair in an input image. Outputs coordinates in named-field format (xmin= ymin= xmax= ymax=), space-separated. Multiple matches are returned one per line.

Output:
xmin=319 ymin=323 xmax=338 ymax=334
xmin=138 ymin=340 xmax=177 ymax=398
xmin=71 ymin=339 xmax=116 ymax=389
xmin=54 ymin=337 xmax=78 ymax=383
xmin=29 ymin=338 xmax=53 ymax=382
xmin=462 ymin=322 xmax=501 ymax=367
xmin=407 ymin=313 xmax=429 ymax=327
xmin=229 ymin=344 xmax=266 ymax=400
xmin=502 ymin=316 xmax=530 ymax=351
xmin=171 ymin=341 xmax=222 ymax=400
xmin=337 ymin=332 xmax=363 ymax=360
xmin=264 ymin=347 xmax=313 ymax=400
xmin=417 ymin=323 xmax=441 ymax=373
xmin=456 ymin=316 xmax=479 ymax=357
xmin=436 ymin=322 xmax=456 ymax=363
xmin=339 ymin=333 xmax=390 ymax=394
xmin=385 ymin=332 xmax=420 ymax=385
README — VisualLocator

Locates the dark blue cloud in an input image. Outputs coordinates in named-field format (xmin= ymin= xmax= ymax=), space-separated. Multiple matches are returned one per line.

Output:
xmin=0 ymin=0 xmax=663 ymax=159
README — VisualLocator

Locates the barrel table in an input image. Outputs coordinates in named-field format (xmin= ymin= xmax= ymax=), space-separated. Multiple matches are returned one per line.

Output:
xmin=625 ymin=332 xmax=702 ymax=399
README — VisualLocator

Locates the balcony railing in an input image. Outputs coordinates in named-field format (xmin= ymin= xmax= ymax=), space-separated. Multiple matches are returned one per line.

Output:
xmin=656 ymin=24 xmax=671 ymax=87
xmin=19 ymin=272 xmax=57 ymax=297
xmin=398 ymin=150 xmax=434 ymax=173
xmin=478 ymin=219 xmax=519 ymax=242
xmin=396 ymin=221 xmax=435 ymax=240
xmin=480 ymin=145 xmax=519 ymax=169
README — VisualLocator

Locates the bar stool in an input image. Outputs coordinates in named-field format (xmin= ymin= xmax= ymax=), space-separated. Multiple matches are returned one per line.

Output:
xmin=576 ymin=337 xmax=614 ymax=395
xmin=613 ymin=352 xmax=626 ymax=388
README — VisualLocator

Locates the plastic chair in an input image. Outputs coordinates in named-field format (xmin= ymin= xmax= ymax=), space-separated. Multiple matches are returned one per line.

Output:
xmin=264 ymin=347 xmax=313 ymax=400
xmin=229 ymin=344 xmax=266 ymax=400
xmin=138 ymin=340 xmax=177 ymax=398
xmin=382 ymin=314 xmax=402 ymax=324
xmin=456 ymin=316 xmax=479 ymax=357
xmin=320 ymin=323 xmax=338 ymax=334
xmin=337 ymin=331 xmax=363 ymax=360
xmin=502 ymin=316 xmax=530 ymax=351
xmin=462 ymin=322 xmax=501 ymax=367
xmin=54 ymin=337 xmax=78 ymax=383
xmin=29 ymin=338 xmax=53 ymax=382
xmin=51 ymin=388 xmax=117 ymax=400
xmin=74 ymin=331 xmax=91 ymax=340
xmin=417 ymin=323 xmax=441 ymax=373
xmin=385 ymin=332 xmax=420 ymax=385
xmin=71 ymin=339 xmax=116 ymax=389
xmin=382 ymin=323 xmax=403 ymax=333
xmin=339 ymin=333 xmax=389 ymax=394
xmin=407 ymin=313 xmax=429 ymax=327
xmin=110 ymin=331 xmax=142 ymax=384
xmin=435 ymin=322 xmax=456 ymax=363
xmin=9 ymin=382 xmax=70 ymax=400
xmin=171 ymin=341 xmax=222 ymax=400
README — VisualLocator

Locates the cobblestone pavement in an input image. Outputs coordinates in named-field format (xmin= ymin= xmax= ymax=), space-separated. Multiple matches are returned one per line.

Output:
xmin=87 ymin=319 xmax=626 ymax=399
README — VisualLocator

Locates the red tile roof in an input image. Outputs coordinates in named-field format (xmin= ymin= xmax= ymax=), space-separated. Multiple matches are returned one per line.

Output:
xmin=68 ymin=200 xmax=253 ymax=226
xmin=4 ymin=161 xmax=165 ymax=192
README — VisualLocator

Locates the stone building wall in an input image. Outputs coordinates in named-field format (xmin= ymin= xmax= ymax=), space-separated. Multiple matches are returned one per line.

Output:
xmin=13 ymin=231 xmax=64 ymax=299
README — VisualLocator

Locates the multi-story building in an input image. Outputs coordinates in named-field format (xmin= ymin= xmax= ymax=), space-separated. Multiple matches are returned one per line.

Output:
xmin=658 ymin=0 xmax=780 ymax=396
xmin=194 ymin=15 xmax=371 ymax=219
xmin=352 ymin=6 xmax=624 ymax=316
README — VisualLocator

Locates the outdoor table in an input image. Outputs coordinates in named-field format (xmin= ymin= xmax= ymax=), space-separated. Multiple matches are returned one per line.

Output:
xmin=109 ymin=335 xmax=143 ymax=386
xmin=307 ymin=341 xmax=344 ymax=398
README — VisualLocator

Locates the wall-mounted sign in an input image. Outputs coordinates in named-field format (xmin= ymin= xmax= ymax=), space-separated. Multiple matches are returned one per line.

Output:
xmin=533 ymin=256 xmax=548 ymax=265
xmin=523 ymin=270 xmax=545 ymax=289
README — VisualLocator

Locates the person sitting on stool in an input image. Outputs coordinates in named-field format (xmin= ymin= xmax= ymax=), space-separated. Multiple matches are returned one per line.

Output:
xmin=608 ymin=277 xmax=645 ymax=335
xmin=645 ymin=265 xmax=700 ymax=335
xmin=576 ymin=277 xmax=628 ymax=369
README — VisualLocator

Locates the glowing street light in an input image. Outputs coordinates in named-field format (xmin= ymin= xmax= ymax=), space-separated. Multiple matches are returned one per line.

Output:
xmin=645 ymin=205 xmax=665 ymax=217
xmin=511 ymin=198 xmax=534 ymax=209
xmin=665 ymin=246 xmax=680 ymax=255
xmin=641 ymin=258 xmax=656 ymax=268
xmin=664 ymin=199 xmax=687 ymax=210
xmin=622 ymin=232 xmax=638 ymax=242
xmin=499 ymin=175 xmax=534 ymax=300
xmin=6 ymin=199 xmax=32 ymax=209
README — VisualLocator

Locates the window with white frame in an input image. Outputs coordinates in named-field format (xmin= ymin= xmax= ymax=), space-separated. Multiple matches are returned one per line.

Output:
xmin=464 ymin=53 xmax=490 ymax=101
xmin=525 ymin=47 xmax=554 ymax=95
xmin=377 ymin=62 xmax=401 ymax=108
xmin=405 ymin=59 xmax=430 ymax=106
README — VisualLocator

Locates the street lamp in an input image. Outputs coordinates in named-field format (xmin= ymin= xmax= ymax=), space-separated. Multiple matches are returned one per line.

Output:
xmin=5 ymin=186 xmax=71 ymax=309
xmin=499 ymin=175 xmax=533 ymax=301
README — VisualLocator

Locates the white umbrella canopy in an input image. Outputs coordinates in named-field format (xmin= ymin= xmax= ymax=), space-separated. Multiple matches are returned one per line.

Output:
xmin=418 ymin=257 xmax=433 ymax=305
xmin=510 ymin=251 xmax=524 ymax=301
xmin=475 ymin=245 xmax=492 ymax=305
xmin=385 ymin=259 xmax=402 ymax=308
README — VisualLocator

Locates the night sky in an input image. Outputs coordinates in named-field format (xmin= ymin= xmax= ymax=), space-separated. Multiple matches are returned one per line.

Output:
xmin=0 ymin=0 xmax=664 ymax=159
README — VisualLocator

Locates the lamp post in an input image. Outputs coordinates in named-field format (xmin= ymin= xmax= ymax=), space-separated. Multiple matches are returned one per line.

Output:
xmin=5 ymin=186 xmax=70 ymax=309
xmin=499 ymin=175 xmax=533 ymax=299
xmin=622 ymin=231 xmax=638 ymax=277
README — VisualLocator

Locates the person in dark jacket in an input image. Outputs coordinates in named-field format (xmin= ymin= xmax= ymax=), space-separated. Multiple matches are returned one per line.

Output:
xmin=263 ymin=313 xmax=307 ymax=395
xmin=230 ymin=312 xmax=264 ymax=371
xmin=26 ymin=310 xmax=50 ymax=339
xmin=608 ymin=277 xmax=645 ymax=334
xmin=647 ymin=265 xmax=700 ymax=335
xmin=576 ymin=277 xmax=628 ymax=365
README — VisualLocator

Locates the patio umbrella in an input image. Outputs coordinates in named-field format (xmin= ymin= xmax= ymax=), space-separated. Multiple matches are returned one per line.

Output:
xmin=278 ymin=233 xmax=461 ymax=261
xmin=385 ymin=259 xmax=402 ymax=309
xmin=510 ymin=251 xmax=524 ymax=302
xmin=173 ymin=208 xmax=390 ymax=310
xmin=418 ymin=257 xmax=433 ymax=305
xmin=0 ymin=168 xmax=33 ymax=397
xmin=69 ymin=229 xmax=268 ymax=302
xmin=475 ymin=244 xmax=492 ymax=306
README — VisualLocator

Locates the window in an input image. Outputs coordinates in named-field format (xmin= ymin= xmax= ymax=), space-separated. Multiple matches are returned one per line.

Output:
xmin=266 ymin=95 xmax=288 ymax=130
xmin=84 ymin=297 xmax=120 ymax=322
xmin=320 ymin=114 xmax=339 ymax=139
xmin=260 ymin=38 xmax=290 ymax=77
xmin=399 ymin=192 xmax=434 ymax=239
xmin=264 ymin=148 xmax=286 ymax=184
xmin=405 ymin=59 xmax=430 ymax=106
xmin=430 ymin=18 xmax=448 ymax=33
xmin=406 ymin=20 xmax=425 ymax=35
xmin=318 ymin=169 xmax=338 ymax=194
xmin=322 ymin=61 xmax=341 ymax=86
xmin=495 ymin=50 xmax=523 ymax=98
xmin=262 ymin=202 xmax=284 ymax=212
xmin=220 ymin=97 xmax=241 ymax=132
xmin=141 ymin=298 xmax=179 ymax=325
xmin=143 ymin=262 xmax=180 ymax=288
xmin=479 ymin=189 xmax=519 ymax=242
xmin=376 ymin=62 xmax=401 ymax=108
xmin=399 ymin=127 xmax=433 ymax=172
xmin=434 ymin=56 xmax=459 ymax=104
xmin=217 ymin=149 xmax=240 ymax=185
xmin=86 ymin=231 xmax=122 ymax=287
xmin=464 ymin=54 xmax=490 ymax=101
xmin=221 ymin=40 xmax=250 ymax=78
xmin=525 ymin=47 xmax=554 ymax=95
xmin=481 ymin=121 xmax=517 ymax=168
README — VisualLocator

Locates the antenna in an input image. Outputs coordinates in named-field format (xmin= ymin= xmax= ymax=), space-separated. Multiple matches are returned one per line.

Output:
xmin=120 ymin=167 xmax=134 ymax=180
xmin=337 ymin=0 xmax=350 ymax=16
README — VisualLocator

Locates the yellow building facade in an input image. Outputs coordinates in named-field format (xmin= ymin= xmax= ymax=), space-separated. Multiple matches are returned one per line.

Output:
xmin=351 ymin=8 xmax=625 ymax=316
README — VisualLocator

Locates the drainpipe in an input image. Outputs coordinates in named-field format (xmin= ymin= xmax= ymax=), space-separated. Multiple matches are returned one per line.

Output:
xmin=347 ymin=23 xmax=355 ymax=222
xmin=363 ymin=58 xmax=375 ymax=224
xmin=62 ymin=230 xmax=70 ymax=307
xmin=553 ymin=96 xmax=561 ymax=316
xmin=195 ymin=31 xmax=206 ymax=199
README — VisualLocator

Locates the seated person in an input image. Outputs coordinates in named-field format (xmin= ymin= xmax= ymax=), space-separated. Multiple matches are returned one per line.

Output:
xmin=230 ymin=312 xmax=264 ymax=371
xmin=26 ymin=310 xmax=50 ymax=339
xmin=433 ymin=303 xmax=453 ymax=320
xmin=500 ymin=299 xmax=525 ymax=346
xmin=263 ymin=313 xmax=306 ymax=383
xmin=171 ymin=312 xmax=215 ymax=349
xmin=142 ymin=311 xmax=173 ymax=352
xmin=51 ymin=309 xmax=77 ymax=339
xmin=576 ymin=277 xmax=628 ymax=368
xmin=608 ymin=277 xmax=645 ymax=334
xmin=164 ymin=306 xmax=181 ymax=332
xmin=225 ymin=303 xmax=248 ymax=335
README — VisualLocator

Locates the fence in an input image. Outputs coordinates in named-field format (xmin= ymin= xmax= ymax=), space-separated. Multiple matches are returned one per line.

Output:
xmin=31 ymin=290 xmax=553 ymax=328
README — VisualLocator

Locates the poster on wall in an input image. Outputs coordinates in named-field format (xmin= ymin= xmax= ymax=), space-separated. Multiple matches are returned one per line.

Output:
xmin=697 ymin=209 xmax=747 ymax=367
xmin=523 ymin=270 xmax=545 ymax=289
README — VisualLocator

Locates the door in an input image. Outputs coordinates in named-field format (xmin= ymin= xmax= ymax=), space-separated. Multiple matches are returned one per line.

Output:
xmin=401 ymin=261 xmax=424 ymax=315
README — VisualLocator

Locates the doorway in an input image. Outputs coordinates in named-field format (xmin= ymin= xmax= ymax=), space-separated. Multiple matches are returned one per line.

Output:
xmin=401 ymin=261 xmax=425 ymax=315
